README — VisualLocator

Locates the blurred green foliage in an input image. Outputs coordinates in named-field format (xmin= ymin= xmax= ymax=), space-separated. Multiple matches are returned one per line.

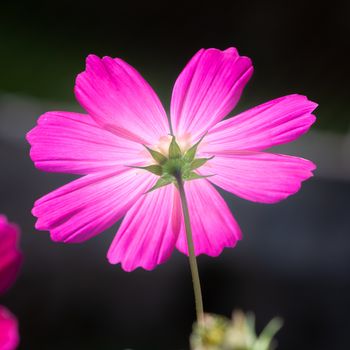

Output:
xmin=191 ymin=311 xmax=282 ymax=350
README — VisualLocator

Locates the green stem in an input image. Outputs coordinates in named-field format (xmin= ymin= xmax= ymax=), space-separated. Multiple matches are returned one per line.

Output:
xmin=176 ymin=176 xmax=204 ymax=325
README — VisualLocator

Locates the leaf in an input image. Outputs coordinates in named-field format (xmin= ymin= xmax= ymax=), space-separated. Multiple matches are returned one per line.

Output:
xmin=130 ymin=165 xmax=163 ymax=176
xmin=191 ymin=156 xmax=214 ymax=170
xmin=146 ymin=175 xmax=174 ymax=193
xmin=253 ymin=317 xmax=283 ymax=350
xmin=183 ymin=132 xmax=207 ymax=162
xmin=143 ymin=145 xmax=167 ymax=164
xmin=168 ymin=136 xmax=182 ymax=159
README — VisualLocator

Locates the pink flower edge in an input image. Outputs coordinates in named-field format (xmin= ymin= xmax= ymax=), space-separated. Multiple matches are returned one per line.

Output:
xmin=0 ymin=306 xmax=19 ymax=350
xmin=0 ymin=216 xmax=22 ymax=295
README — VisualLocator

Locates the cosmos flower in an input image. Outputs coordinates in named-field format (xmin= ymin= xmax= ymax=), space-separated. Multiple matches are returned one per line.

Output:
xmin=0 ymin=307 xmax=19 ymax=350
xmin=0 ymin=216 xmax=21 ymax=350
xmin=0 ymin=216 xmax=21 ymax=295
xmin=27 ymin=47 xmax=317 ymax=271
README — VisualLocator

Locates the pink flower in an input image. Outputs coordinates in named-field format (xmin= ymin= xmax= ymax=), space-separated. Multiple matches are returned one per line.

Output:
xmin=0 ymin=216 xmax=21 ymax=296
xmin=0 ymin=216 xmax=21 ymax=350
xmin=27 ymin=47 xmax=317 ymax=271
xmin=0 ymin=307 xmax=19 ymax=350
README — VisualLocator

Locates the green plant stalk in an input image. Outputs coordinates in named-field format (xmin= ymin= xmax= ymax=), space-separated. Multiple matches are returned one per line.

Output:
xmin=176 ymin=176 xmax=204 ymax=325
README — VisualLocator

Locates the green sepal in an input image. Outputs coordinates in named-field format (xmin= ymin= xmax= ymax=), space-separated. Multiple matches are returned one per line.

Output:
xmin=168 ymin=136 xmax=182 ymax=159
xmin=143 ymin=145 xmax=167 ymax=164
xmin=190 ymin=156 xmax=214 ymax=170
xmin=146 ymin=175 xmax=174 ymax=193
xmin=130 ymin=165 xmax=163 ymax=176
xmin=183 ymin=172 xmax=214 ymax=181
xmin=162 ymin=158 xmax=183 ymax=177
xmin=183 ymin=133 xmax=207 ymax=162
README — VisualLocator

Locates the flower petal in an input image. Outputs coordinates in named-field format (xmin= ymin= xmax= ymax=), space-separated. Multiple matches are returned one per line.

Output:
xmin=33 ymin=169 xmax=157 ymax=243
xmin=108 ymin=184 xmax=181 ymax=271
xmin=75 ymin=55 xmax=169 ymax=145
xmin=201 ymin=94 xmax=317 ymax=153
xmin=0 ymin=216 xmax=22 ymax=296
xmin=170 ymin=48 xmax=253 ymax=141
xmin=176 ymin=180 xmax=241 ymax=257
xmin=0 ymin=306 xmax=19 ymax=350
xmin=199 ymin=152 xmax=315 ymax=204
xmin=27 ymin=111 xmax=147 ymax=175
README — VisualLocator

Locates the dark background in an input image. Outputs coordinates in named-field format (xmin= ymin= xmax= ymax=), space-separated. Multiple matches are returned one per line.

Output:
xmin=0 ymin=0 xmax=349 ymax=349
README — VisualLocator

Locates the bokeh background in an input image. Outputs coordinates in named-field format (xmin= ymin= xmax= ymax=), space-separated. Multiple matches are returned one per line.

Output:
xmin=1 ymin=0 xmax=349 ymax=349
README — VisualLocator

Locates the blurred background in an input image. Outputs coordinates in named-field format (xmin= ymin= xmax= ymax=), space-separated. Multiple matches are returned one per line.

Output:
xmin=0 ymin=0 xmax=349 ymax=349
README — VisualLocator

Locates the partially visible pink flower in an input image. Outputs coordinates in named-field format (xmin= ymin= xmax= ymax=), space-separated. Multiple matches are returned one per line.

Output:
xmin=0 ymin=216 xmax=21 ymax=296
xmin=0 ymin=216 xmax=21 ymax=350
xmin=0 ymin=306 xmax=19 ymax=350
xmin=27 ymin=47 xmax=317 ymax=271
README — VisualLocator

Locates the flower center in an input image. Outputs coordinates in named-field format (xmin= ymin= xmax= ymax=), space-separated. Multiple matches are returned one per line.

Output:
xmin=136 ymin=135 xmax=213 ymax=192
xmin=153 ymin=133 xmax=193 ymax=157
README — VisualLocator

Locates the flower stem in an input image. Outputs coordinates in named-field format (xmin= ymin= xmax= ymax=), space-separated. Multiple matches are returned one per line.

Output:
xmin=176 ymin=176 xmax=204 ymax=325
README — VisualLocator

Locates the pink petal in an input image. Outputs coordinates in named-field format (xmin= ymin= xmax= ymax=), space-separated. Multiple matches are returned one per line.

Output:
xmin=27 ymin=111 xmax=147 ymax=175
xmin=0 ymin=216 xmax=22 ymax=296
xmin=0 ymin=306 xmax=19 ymax=350
xmin=33 ymin=169 xmax=157 ymax=243
xmin=201 ymin=94 xmax=317 ymax=153
xmin=170 ymin=48 xmax=253 ymax=141
xmin=108 ymin=184 xmax=181 ymax=271
xmin=199 ymin=152 xmax=315 ymax=204
xmin=176 ymin=180 xmax=241 ymax=257
xmin=75 ymin=55 xmax=169 ymax=145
